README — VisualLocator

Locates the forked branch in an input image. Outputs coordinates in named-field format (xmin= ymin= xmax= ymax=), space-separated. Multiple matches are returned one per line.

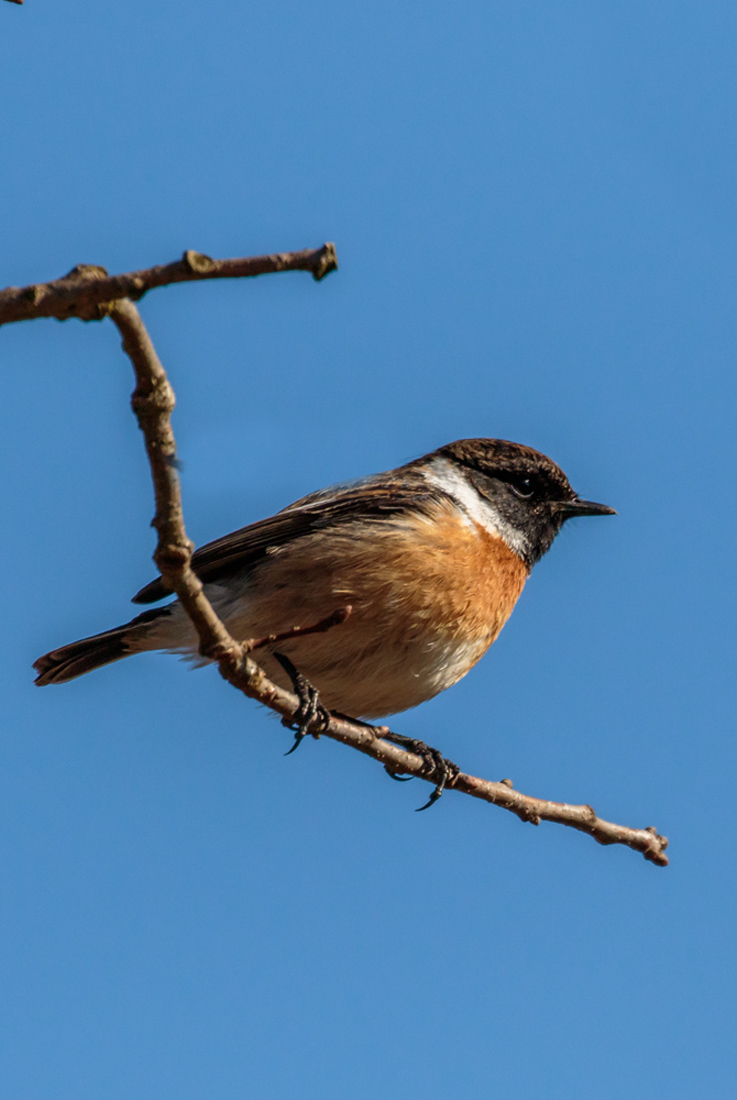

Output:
xmin=0 ymin=244 xmax=337 ymax=326
xmin=11 ymin=247 xmax=668 ymax=866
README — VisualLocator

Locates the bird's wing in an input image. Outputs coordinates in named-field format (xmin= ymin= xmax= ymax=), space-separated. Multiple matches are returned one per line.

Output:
xmin=131 ymin=472 xmax=438 ymax=604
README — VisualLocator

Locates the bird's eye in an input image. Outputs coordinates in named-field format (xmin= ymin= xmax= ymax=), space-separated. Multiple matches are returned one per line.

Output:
xmin=510 ymin=477 xmax=534 ymax=499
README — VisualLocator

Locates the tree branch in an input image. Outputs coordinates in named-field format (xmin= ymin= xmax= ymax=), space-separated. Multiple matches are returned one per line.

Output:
xmin=105 ymin=299 xmax=667 ymax=867
xmin=9 ymin=239 xmax=666 ymax=866
xmin=0 ymin=244 xmax=337 ymax=327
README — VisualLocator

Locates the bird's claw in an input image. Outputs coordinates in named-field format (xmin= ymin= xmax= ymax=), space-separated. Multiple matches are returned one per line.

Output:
xmin=384 ymin=766 xmax=413 ymax=782
xmin=379 ymin=731 xmax=459 ymax=810
xmin=274 ymin=652 xmax=330 ymax=755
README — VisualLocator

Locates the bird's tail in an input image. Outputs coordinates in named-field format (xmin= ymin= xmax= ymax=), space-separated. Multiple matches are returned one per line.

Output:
xmin=33 ymin=606 xmax=172 ymax=686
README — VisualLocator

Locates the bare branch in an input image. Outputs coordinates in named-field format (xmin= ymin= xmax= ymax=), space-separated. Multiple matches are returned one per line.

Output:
xmin=0 ymin=244 xmax=337 ymax=327
xmin=244 ymin=607 xmax=353 ymax=653
xmin=107 ymin=298 xmax=668 ymax=868
xmin=108 ymin=299 xmax=237 ymax=659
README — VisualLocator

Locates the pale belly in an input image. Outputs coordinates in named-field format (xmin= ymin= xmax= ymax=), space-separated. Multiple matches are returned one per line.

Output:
xmin=252 ymin=626 xmax=491 ymax=719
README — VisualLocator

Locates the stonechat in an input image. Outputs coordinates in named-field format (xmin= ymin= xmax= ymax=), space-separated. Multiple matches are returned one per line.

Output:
xmin=34 ymin=438 xmax=615 ymax=718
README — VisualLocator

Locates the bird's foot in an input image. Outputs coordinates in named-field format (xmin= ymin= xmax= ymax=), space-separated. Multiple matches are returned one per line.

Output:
xmin=273 ymin=652 xmax=330 ymax=755
xmin=378 ymin=729 xmax=460 ymax=811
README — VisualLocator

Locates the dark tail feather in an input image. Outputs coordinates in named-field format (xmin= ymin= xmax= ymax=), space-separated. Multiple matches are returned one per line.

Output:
xmin=33 ymin=607 xmax=171 ymax=686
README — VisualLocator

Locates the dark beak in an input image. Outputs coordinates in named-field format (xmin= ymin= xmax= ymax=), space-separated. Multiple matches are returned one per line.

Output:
xmin=556 ymin=498 xmax=617 ymax=518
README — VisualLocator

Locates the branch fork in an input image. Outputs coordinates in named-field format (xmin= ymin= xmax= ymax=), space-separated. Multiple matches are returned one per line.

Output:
xmin=5 ymin=245 xmax=668 ymax=867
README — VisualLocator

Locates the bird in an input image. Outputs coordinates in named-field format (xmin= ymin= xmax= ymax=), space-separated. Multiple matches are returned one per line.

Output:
xmin=33 ymin=438 xmax=615 ymax=720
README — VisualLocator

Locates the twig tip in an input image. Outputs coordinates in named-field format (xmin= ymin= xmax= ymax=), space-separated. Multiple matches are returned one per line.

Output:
xmin=312 ymin=242 xmax=338 ymax=281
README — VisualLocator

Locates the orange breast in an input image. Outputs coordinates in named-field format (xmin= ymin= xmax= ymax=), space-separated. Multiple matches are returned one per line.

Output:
xmin=348 ymin=501 xmax=530 ymax=650
xmin=217 ymin=499 xmax=530 ymax=716
xmin=245 ymin=497 xmax=530 ymax=647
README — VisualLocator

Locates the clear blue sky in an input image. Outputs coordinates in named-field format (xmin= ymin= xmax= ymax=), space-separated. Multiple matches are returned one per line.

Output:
xmin=1 ymin=3 xmax=735 ymax=1097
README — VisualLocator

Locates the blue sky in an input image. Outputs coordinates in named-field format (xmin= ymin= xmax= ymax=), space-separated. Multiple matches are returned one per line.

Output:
xmin=1 ymin=2 xmax=735 ymax=1097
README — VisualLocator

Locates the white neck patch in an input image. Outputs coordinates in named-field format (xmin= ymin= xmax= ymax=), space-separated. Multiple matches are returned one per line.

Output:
xmin=421 ymin=457 xmax=530 ymax=559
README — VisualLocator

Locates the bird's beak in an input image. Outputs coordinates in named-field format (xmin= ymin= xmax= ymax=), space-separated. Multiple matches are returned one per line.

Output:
xmin=555 ymin=498 xmax=617 ymax=518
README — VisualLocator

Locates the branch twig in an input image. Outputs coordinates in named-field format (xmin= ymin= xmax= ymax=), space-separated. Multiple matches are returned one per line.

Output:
xmin=9 ymin=239 xmax=666 ymax=866
xmin=0 ymin=244 xmax=337 ymax=327
xmin=243 ymin=607 xmax=353 ymax=653
xmin=106 ymin=297 xmax=668 ymax=867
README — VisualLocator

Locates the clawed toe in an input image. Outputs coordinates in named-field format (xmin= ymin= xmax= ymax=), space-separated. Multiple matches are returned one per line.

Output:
xmin=414 ymin=746 xmax=460 ymax=811
xmin=274 ymin=652 xmax=330 ymax=754
xmin=270 ymin=669 xmax=458 ymax=809
xmin=384 ymin=767 xmax=413 ymax=783
xmin=379 ymin=730 xmax=459 ymax=810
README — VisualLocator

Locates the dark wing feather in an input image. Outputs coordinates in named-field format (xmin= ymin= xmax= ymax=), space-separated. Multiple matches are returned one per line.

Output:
xmin=131 ymin=476 xmax=438 ymax=604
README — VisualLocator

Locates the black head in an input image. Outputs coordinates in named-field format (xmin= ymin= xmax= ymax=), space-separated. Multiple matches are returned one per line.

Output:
xmin=430 ymin=438 xmax=615 ymax=566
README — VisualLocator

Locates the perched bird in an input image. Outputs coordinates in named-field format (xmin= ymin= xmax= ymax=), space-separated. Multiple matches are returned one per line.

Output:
xmin=34 ymin=438 xmax=614 ymax=718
